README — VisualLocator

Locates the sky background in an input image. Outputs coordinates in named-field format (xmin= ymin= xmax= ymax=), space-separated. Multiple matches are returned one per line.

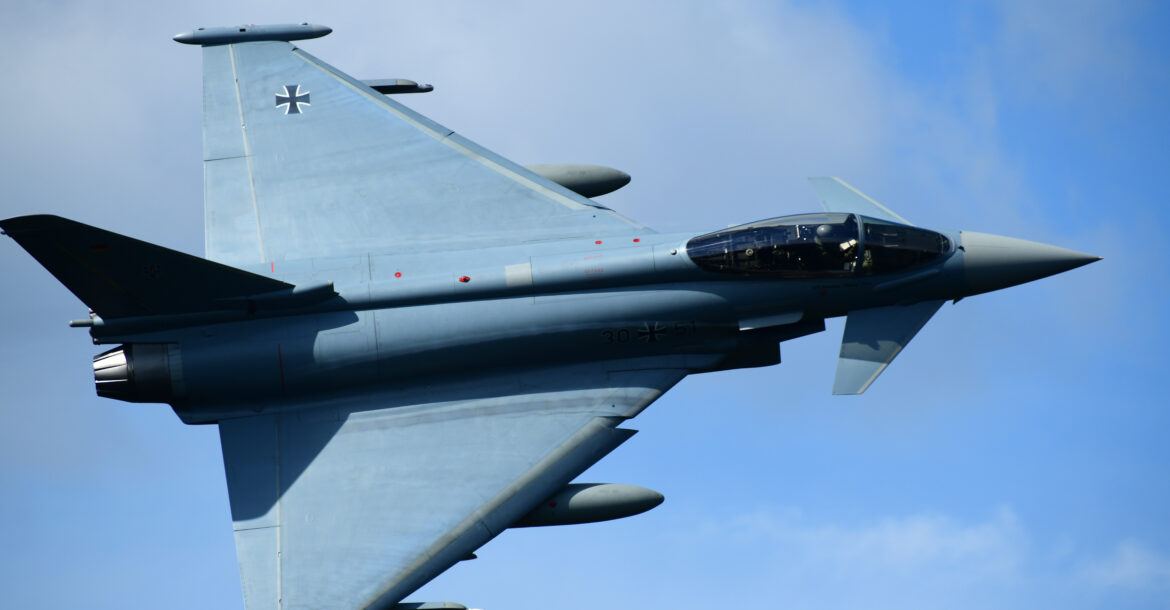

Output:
xmin=1 ymin=1 xmax=1167 ymax=609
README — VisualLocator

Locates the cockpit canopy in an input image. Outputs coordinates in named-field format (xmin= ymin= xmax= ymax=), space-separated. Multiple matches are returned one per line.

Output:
xmin=685 ymin=213 xmax=951 ymax=278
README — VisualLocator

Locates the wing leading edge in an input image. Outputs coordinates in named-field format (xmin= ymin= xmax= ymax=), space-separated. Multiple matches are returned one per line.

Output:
xmin=201 ymin=41 xmax=647 ymax=268
xmin=218 ymin=363 xmax=688 ymax=609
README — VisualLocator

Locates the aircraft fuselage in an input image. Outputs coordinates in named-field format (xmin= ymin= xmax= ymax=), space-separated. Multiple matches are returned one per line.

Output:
xmin=90 ymin=220 xmax=974 ymax=422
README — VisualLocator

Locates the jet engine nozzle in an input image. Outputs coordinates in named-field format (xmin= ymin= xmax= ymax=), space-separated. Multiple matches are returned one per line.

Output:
xmin=960 ymin=231 xmax=1100 ymax=296
xmin=93 ymin=344 xmax=180 ymax=404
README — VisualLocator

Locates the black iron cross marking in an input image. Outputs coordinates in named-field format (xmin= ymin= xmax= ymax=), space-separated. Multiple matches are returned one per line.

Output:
xmin=275 ymin=84 xmax=310 ymax=114
xmin=638 ymin=322 xmax=666 ymax=343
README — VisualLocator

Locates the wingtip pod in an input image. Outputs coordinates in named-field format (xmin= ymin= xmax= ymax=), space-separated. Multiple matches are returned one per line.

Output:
xmin=173 ymin=23 xmax=331 ymax=45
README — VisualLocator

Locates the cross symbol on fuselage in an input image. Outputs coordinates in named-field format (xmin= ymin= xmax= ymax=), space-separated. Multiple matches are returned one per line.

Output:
xmin=275 ymin=84 xmax=310 ymax=115
xmin=638 ymin=322 xmax=666 ymax=343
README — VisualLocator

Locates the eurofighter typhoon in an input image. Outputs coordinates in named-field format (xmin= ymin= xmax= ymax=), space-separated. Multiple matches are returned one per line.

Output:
xmin=1 ymin=24 xmax=1099 ymax=610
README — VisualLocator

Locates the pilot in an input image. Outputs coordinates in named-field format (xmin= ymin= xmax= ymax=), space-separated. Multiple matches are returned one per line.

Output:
xmin=813 ymin=224 xmax=838 ymax=268
xmin=815 ymin=222 xmax=859 ymax=272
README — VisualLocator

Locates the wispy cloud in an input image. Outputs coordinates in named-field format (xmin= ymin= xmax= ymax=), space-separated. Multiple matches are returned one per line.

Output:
xmin=669 ymin=505 xmax=1029 ymax=608
xmin=698 ymin=505 xmax=1025 ymax=571
xmin=1 ymin=2 xmax=1165 ymax=610
xmin=656 ymin=505 xmax=1169 ymax=609
xmin=1082 ymin=540 xmax=1170 ymax=591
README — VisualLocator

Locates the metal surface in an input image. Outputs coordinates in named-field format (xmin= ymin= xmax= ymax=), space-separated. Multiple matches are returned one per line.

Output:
xmin=511 ymin=483 xmax=664 ymax=527
xmin=0 ymin=24 xmax=1102 ymax=610
xmin=362 ymin=79 xmax=434 ymax=95
xmin=92 ymin=344 xmax=179 ymax=403
xmin=961 ymin=231 xmax=1100 ymax=296
xmin=173 ymin=23 xmax=332 ymax=46
xmin=526 ymin=164 xmax=632 ymax=198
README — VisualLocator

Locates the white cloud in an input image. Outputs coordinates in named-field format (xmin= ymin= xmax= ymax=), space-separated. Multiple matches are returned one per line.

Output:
xmin=702 ymin=505 xmax=1024 ymax=568
xmin=672 ymin=506 xmax=1029 ymax=608
xmin=4 ymin=0 xmax=1131 ymax=238
xmin=1082 ymin=540 xmax=1170 ymax=591
xmin=1 ymin=2 xmax=1163 ymax=610
xmin=648 ymin=506 xmax=1170 ymax=609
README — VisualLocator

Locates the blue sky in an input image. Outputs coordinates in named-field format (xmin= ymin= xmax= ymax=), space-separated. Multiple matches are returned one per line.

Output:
xmin=1 ymin=1 xmax=1166 ymax=608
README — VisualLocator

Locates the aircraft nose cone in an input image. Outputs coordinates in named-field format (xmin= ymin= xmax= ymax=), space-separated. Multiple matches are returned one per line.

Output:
xmin=961 ymin=231 xmax=1100 ymax=296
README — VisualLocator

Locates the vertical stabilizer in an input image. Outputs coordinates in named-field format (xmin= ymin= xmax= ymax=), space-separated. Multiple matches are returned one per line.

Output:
xmin=0 ymin=215 xmax=292 ymax=319
xmin=808 ymin=177 xmax=912 ymax=225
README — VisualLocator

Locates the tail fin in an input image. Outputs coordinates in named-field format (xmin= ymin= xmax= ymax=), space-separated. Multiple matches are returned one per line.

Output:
xmin=1 ymin=215 xmax=292 ymax=319
xmin=808 ymin=177 xmax=912 ymax=225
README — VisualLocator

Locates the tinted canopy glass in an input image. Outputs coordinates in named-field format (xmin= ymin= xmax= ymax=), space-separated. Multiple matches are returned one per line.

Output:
xmin=859 ymin=218 xmax=951 ymax=275
xmin=686 ymin=213 xmax=860 ymax=277
xmin=686 ymin=213 xmax=951 ymax=278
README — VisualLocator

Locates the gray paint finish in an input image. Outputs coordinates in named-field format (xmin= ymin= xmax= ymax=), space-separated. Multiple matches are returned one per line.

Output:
xmin=200 ymin=40 xmax=645 ymax=267
xmin=0 ymin=24 xmax=1103 ymax=610
xmin=219 ymin=368 xmax=681 ymax=609
xmin=526 ymin=164 xmax=632 ymax=198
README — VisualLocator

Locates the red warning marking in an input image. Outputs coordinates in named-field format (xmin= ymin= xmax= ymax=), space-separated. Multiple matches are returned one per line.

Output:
xmin=459 ymin=276 xmax=471 ymax=283
xmin=394 ymin=271 xmax=402 ymax=278
xmin=633 ymin=238 xmax=641 ymax=243
xmin=595 ymin=240 xmax=603 ymax=245
xmin=271 ymin=261 xmax=275 ymax=273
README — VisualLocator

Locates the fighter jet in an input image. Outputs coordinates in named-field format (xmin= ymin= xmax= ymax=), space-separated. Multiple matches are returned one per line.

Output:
xmin=0 ymin=23 xmax=1098 ymax=610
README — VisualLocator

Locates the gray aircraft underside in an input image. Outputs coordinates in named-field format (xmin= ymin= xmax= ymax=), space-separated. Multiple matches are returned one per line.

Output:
xmin=0 ymin=23 xmax=1099 ymax=610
